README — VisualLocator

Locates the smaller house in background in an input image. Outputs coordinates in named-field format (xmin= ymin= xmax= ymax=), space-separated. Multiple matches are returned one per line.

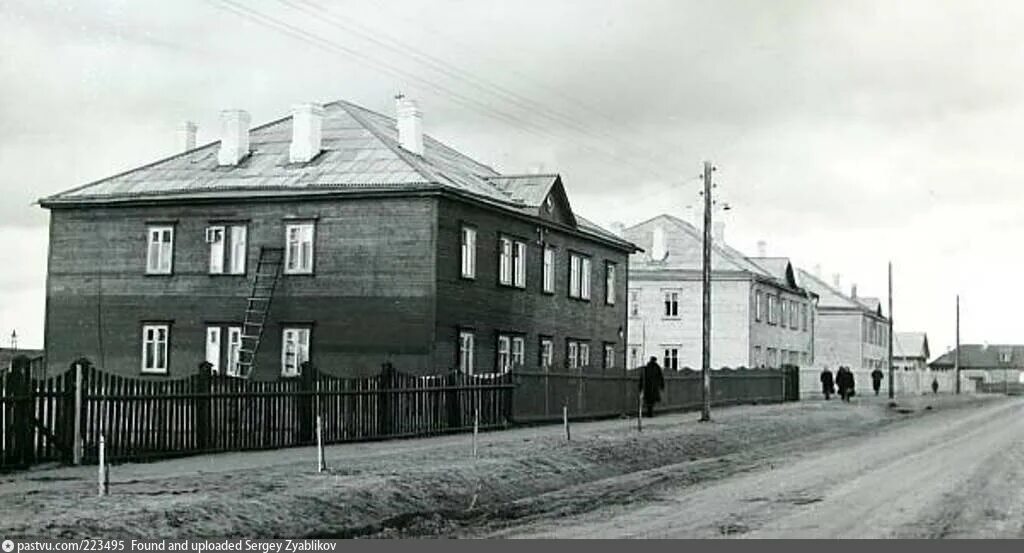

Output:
xmin=929 ymin=344 xmax=1024 ymax=385
xmin=0 ymin=348 xmax=45 ymax=377
xmin=893 ymin=332 xmax=930 ymax=372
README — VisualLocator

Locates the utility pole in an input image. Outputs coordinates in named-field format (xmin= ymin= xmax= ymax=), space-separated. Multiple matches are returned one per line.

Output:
xmin=700 ymin=160 xmax=713 ymax=422
xmin=888 ymin=262 xmax=894 ymax=399
xmin=955 ymin=295 xmax=961 ymax=394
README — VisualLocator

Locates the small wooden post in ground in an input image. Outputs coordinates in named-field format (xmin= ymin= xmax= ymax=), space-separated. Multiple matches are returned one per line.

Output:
xmin=316 ymin=415 xmax=326 ymax=473
xmin=98 ymin=434 xmax=108 ymax=496
xmin=73 ymin=362 xmax=83 ymax=466
xmin=473 ymin=407 xmax=479 ymax=458
xmin=563 ymin=404 xmax=570 ymax=441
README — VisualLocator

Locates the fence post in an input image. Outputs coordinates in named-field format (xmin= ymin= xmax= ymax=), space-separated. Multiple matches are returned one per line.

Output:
xmin=379 ymin=362 xmax=394 ymax=436
xmin=446 ymin=369 xmax=461 ymax=430
xmin=98 ymin=433 xmax=108 ymax=496
xmin=10 ymin=356 xmax=32 ymax=468
xmin=316 ymin=414 xmax=326 ymax=472
xmin=72 ymin=359 xmax=90 ymax=466
xmin=299 ymin=362 xmax=316 ymax=444
xmin=195 ymin=362 xmax=212 ymax=451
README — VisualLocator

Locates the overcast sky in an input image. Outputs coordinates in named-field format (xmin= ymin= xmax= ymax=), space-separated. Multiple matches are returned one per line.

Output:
xmin=2 ymin=0 xmax=1023 ymax=355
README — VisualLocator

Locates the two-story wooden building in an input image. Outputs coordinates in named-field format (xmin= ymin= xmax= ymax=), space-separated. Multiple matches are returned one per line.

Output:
xmin=39 ymin=97 xmax=637 ymax=380
xmin=622 ymin=215 xmax=816 ymax=371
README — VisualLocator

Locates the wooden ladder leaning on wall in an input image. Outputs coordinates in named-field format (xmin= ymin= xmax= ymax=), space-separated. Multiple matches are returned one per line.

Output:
xmin=235 ymin=247 xmax=285 ymax=378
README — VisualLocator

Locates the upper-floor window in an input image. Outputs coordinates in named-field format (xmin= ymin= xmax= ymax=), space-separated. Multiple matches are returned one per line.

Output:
xmin=542 ymin=246 xmax=555 ymax=293
xmin=281 ymin=327 xmax=310 ymax=377
xmin=790 ymin=300 xmax=799 ymax=329
xmin=460 ymin=226 xmax=476 ymax=279
xmin=499 ymin=237 xmax=527 ymax=288
xmin=801 ymin=304 xmax=808 ymax=331
xmin=755 ymin=290 xmax=763 ymax=322
xmin=605 ymin=262 xmax=616 ymax=305
xmin=780 ymin=299 xmax=788 ymax=329
xmin=207 ymin=225 xmax=247 ymax=275
xmin=569 ymin=253 xmax=591 ymax=300
xmin=664 ymin=290 xmax=679 ymax=318
xmin=767 ymin=295 xmax=777 ymax=325
xmin=459 ymin=330 xmax=475 ymax=373
xmin=141 ymin=323 xmax=169 ymax=374
xmin=146 ymin=226 xmax=174 ymax=274
xmin=285 ymin=222 xmax=314 ymax=274
xmin=629 ymin=290 xmax=640 ymax=317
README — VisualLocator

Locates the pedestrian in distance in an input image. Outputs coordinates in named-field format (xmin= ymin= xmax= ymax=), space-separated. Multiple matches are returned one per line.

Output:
xmin=820 ymin=367 xmax=835 ymax=400
xmin=932 ymin=378 xmax=939 ymax=395
xmin=639 ymin=356 xmax=665 ymax=418
xmin=837 ymin=366 xmax=855 ymax=402
xmin=871 ymin=366 xmax=884 ymax=396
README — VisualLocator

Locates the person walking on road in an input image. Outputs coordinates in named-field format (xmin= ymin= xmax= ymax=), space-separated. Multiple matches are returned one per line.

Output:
xmin=932 ymin=378 xmax=939 ymax=395
xmin=640 ymin=356 xmax=665 ymax=417
xmin=820 ymin=367 xmax=835 ymax=400
xmin=871 ymin=367 xmax=884 ymax=396
xmin=837 ymin=366 xmax=855 ymax=402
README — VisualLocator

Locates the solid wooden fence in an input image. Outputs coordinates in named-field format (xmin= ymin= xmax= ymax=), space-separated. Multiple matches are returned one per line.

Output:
xmin=0 ymin=359 xmax=512 ymax=470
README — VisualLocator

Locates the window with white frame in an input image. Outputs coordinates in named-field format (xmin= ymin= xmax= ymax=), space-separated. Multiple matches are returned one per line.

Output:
xmin=141 ymin=324 xmax=169 ymax=373
xmin=543 ymin=246 xmax=555 ymax=293
xmin=567 ymin=339 xmax=590 ymax=369
xmin=514 ymin=241 xmax=526 ymax=287
xmin=226 ymin=326 xmax=242 ymax=377
xmin=281 ymin=328 xmax=310 ymax=377
xmin=205 ymin=327 xmax=221 ymax=374
xmin=497 ymin=335 xmax=511 ymax=372
xmin=755 ymin=290 xmax=763 ymax=322
xmin=540 ymin=338 xmax=553 ymax=370
xmin=206 ymin=224 xmax=248 ymax=275
xmin=629 ymin=345 xmax=641 ymax=369
xmin=511 ymin=336 xmax=525 ymax=369
xmin=663 ymin=347 xmax=679 ymax=371
xmin=604 ymin=343 xmax=615 ymax=369
xmin=461 ymin=226 xmax=476 ymax=278
xmin=569 ymin=253 xmax=591 ymax=299
xmin=801 ymin=304 xmax=808 ymax=331
xmin=499 ymin=237 xmax=513 ymax=285
xmin=207 ymin=226 xmax=225 ymax=274
xmin=664 ymin=290 xmax=679 ymax=318
xmin=459 ymin=330 xmax=475 ymax=373
xmin=780 ymin=299 xmax=788 ymax=329
xmin=790 ymin=300 xmax=799 ymax=329
xmin=146 ymin=226 xmax=174 ymax=274
xmin=605 ymin=263 xmax=616 ymax=305
xmin=498 ymin=236 xmax=527 ymax=287
xmin=285 ymin=222 xmax=314 ymax=274
xmin=767 ymin=295 xmax=777 ymax=325
xmin=629 ymin=290 xmax=640 ymax=317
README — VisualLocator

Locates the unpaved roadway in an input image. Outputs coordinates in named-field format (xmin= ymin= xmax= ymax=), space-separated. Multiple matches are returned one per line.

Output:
xmin=481 ymin=396 xmax=1024 ymax=539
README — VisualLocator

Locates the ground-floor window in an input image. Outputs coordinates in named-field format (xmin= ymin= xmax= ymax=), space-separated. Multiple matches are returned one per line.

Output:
xmin=540 ymin=337 xmax=553 ymax=370
xmin=628 ymin=345 xmax=641 ymax=369
xmin=567 ymin=339 xmax=590 ymax=369
xmin=662 ymin=346 xmax=679 ymax=371
xmin=459 ymin=330 xmax=475 ymax=373
xmin=142 ymin=324 xmax=170 ymax=374
xmin=206 ymin=325 xmax=243 ymax=376
xmin=281 ymin=328 xmax=310 ymax=377
xmin=604 ymin=343 xmax=615 ymax=369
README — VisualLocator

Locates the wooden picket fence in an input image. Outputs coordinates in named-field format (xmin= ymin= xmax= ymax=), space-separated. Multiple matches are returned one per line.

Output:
xmin=0 ymin=358 xmax=512 ymax=470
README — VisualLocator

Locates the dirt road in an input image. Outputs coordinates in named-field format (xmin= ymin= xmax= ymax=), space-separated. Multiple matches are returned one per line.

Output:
xmin=482 ymin=396 xmax=1024 ymax=539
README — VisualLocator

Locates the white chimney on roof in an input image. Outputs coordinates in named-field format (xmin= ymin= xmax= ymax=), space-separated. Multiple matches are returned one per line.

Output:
xmin=395 ymin=94 xmax=423 ymax=156
xmin=289 ymin=103 xmax=324 ymax=164
xmin=757 ymin=240 xmax=767 ymax=257
xmin=178 ymin=121 xmax=197 ymax=153
xmin=832 ymin=273 xmax=841 ymax=289
xmin=713 ymin=221 xmax=725 ymax=244
xmin=217 ymin=109 xmax=251 ymax=166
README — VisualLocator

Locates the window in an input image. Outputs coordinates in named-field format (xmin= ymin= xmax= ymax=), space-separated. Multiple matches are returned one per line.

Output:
xmin=514 ymin=241 xmax=527 ymax=288
xmin=226 ymin=326 xmax=242 ymax=377
xmin=629 ymin=290 xmax=640 ymax=317
xmin=460 ymin=226 xmax=476 ymax=278
xmin=146 ymin=226 xmax=174 ymax=274
xmin=207 ymin=226 xmax=225 ymax=274
xmin=497 ymin=335 xmax=525 ymax=372
xmin=497 ymin=335 xmax=511 ymax=372
xmin=755 ymin=291 xmax=763 ymax=322
xmin=767 ymin=295 xmax=777 ymax=325
xmin=767 ymin=348 xmax=778 ymax=368
xmin=542 ymin=246 xmax=555 ymax=293
xmin=205 ymin=327 xmax=221 ymax=374
xmin=498 ymin=237 xmax=526 ymax=287
xmin=499 ymin=237 xmax=512 ymax=285
xmin=207 ymin=225 xmax=247 ymax=275
xmin=604 ymin=343 xmax=615 ymax=369
xmin=780 ymin=300 xmax=788 ymax=329
xmin=285 ymin=222 xmax=314 ymax=274
xmin=664 ymin=291 xmax=679 ymax=318
xmin=569 ymin=253 xmax=591 ymax=299
xmin=790 ymin=300 xmax=799 ymax=329
xmin=540 ymin=338 xmax=553 ymax=370
xmin=663 ymin=347 xmax=679 ymax=371
xmin=801 ymin=304 xmax=808 ymax=331
xmin=567 ymin=339 xmax=590 ymax=369
xmin=459 ymin=331 xmax=475 ymax=373
xmin=281 ymin=328 xmax=310 ymax=377
xmin=629 ymin=345 xmax=641 ymax=369
xmin=753 ymin=346 xmax=762 ymax=368
xmin=141 ymin=324 xmax=169 ymax=374
xmin=605 ymin=263 xmax=616 ymax=305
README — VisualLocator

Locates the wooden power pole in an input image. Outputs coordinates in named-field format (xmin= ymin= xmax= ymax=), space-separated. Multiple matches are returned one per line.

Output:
xmin=955 ymin=294 xmax=961 ymax=394
xmin=700 ymin=161 xmax=713 ymax=422
xmin=888 ymin=261 xmax=894 ymax=399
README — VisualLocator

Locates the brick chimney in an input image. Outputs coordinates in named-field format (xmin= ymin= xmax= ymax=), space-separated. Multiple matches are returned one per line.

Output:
xmin=178 ymin=121 xmax=197 ymax=153
xmin=395 ymin=94 xmax=423 ymax=155
xmin=217 ymin=109 xmax=251 ymax=166
xmin=289 ymin=103 xmax=324 ymax=163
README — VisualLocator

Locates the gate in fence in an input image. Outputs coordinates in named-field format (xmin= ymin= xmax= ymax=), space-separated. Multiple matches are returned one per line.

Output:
xmin=0 ymin=358 xmax=512 ymax=471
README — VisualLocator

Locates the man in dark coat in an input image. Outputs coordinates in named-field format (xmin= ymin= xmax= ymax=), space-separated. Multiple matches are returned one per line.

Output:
xmin=640 ymin=356 xmax=665 ymax=417
xmin=837 ymin=366 xmax=855 ymax=402
xmin=820 ymin=367 xmax=835 ymax=400
xmin=931 ymin=378 xmax=939 ymax=394
xmin=871 ymin=367 xmax=884 ymax=396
